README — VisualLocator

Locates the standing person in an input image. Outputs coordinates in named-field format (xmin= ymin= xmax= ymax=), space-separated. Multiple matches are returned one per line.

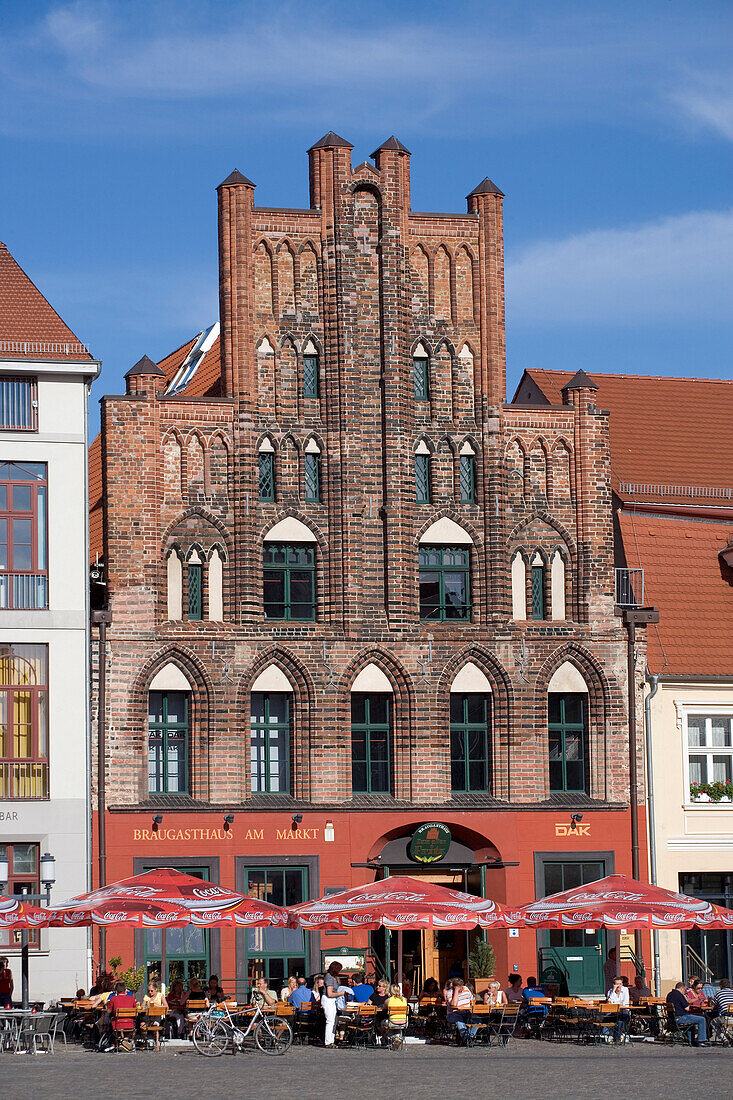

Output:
xmin=603 ymin=948 xmax=619 ymax=993
xmin=606 ymin=975 xmax=630 ymax=1042
xmin=0 ymin=957 xmax=13 ymax=1008
xmin=321 ymin=961 xmax=351 ymax=1048
xmin=445 ymin=976 xmax=474 ymax=1045
xmin=666 ymin=981 xmax=708 ymax=1046
xmin=505 ymin=974 xmax=523 ymax=1003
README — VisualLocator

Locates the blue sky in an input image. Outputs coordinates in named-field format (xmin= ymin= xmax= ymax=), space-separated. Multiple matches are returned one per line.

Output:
xmin=1 ymin=0 xmax=731 ymax=434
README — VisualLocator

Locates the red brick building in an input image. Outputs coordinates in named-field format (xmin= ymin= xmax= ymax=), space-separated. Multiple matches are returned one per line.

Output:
xmin=91 ymin=134 xmax=645 ymax=997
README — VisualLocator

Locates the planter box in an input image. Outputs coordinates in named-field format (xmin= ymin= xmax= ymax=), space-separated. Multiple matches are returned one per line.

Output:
xmin=473 ymin=977 xmax=493 ymax=995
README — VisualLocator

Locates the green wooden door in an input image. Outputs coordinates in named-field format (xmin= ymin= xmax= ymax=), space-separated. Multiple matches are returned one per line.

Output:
xmin=539 ymin=860 xmax=605 ymax=996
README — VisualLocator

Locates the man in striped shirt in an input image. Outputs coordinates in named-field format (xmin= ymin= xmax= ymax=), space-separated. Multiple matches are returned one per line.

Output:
xmin=711 ymin=980 xmax=733 ymax=1044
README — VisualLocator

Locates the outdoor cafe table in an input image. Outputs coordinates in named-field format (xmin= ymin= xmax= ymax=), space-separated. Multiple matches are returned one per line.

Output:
xmin=0 ymin=1007 xmax=36 ymax=1053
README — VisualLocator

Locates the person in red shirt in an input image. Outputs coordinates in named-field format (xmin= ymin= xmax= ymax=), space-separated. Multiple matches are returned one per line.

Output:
xmin=0 ymin=957 xmax=13 ymax=1008
xmin=107 ymin=980 xmax=137 ymax=1049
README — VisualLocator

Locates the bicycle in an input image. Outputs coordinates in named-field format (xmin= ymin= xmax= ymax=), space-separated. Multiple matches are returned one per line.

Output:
xmin=192 ymin=1001 xmax=293 ymax=1057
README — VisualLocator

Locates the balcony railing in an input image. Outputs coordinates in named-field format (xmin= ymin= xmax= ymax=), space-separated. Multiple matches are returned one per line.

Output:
xmin=0 ymin=573 xmax=48 ymax=609
xmin=615 ymin=567 xmax=644 ymax=608
xmin=0 ymin=761 xmax=49 ymax=799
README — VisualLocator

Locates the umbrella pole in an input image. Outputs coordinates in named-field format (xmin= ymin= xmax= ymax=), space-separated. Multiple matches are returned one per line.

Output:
xmin=397 ymin=928 xmax=403 ymax=995
xmin=160 ymin=928 xmax=167 ymax=995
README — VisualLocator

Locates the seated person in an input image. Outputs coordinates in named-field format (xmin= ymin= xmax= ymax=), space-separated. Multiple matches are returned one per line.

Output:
xmin=289 ymin=977 xmax=316 ymax=1009
xmin=108 ymin=980 xmax=137 ymax=1045
xmin=686 ymin=978 xmax=710 ymax=1010
xmin=421 ymin=977 xmax=441 ymax=999
xmin=605 ymin=975 xmax=630 ymax=1042
xmin=522 ymin=977 xmax=547 ymax=1011
xmin=205 ymin=974 xmax=225 ymax=1005
xmin=90 ymin=974 xmax=115 ymax=1008
xmin=371 ymin=978 xmax=389 ymax=1008
xmin=141 ymin=979 xmax=168 ymax=1051
xmin=186 ymin=977 xmax=208 ymax=1018
xmin=281 ymin=976 xmax=298 ymax=1002
xmin=666 ymin=981 xmax=708 ymax=1045
xmin=75 ymin=988 xmax=86 ymax=1000
xmin=350 ymin=971 xmax=374 ymax=1003
xmin=629 ymin=974 xmax=651 ymax=1005
xmin=250 ymin=976 xmax=278 ymax=1009
xmin=483 ymin=980 xmax=507 ymax=1007
xmin=713 ymin=978 xmax=733 ymax=1015
xmin=311 ymin=975 xmax=325 ymax=1002
xmin=379 ymin=984 xmax=409 ymax=1043
xmin=445 ymin=977 xmax=474 ymax=1044
xmin=166 ymin=979 xmax=188 ymax=1037
xmin=505 ymin=974 xmax=523 ymax=1003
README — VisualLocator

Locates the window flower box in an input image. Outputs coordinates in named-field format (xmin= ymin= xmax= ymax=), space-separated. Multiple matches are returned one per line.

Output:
xmin=690 ymin=781 xmax=733 ymax=804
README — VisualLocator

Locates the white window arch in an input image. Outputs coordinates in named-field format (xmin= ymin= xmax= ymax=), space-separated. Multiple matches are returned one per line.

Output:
xmin=166 ymin=551 xmax=182 ymax=621
xmin=511 ymin=551 xmax=526 ymax=620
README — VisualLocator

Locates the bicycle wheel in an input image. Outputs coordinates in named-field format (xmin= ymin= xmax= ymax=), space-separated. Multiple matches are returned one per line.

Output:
xmin=254 ymin=1017 xmax=293 ymax=1055
xmin=192 ymin=1018 xmax=229 ymax=1057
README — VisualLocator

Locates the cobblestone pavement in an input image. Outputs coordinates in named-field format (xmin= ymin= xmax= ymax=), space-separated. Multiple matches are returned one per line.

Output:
xmin=3 ymin=1041 xmax=732 ymax=1100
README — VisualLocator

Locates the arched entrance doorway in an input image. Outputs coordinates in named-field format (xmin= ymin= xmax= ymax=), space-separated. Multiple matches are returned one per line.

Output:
xmin=367 ymin=822 xmax=505 ymax=990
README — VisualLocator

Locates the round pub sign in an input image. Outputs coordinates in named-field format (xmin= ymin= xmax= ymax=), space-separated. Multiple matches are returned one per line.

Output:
xmin=409 ymin=822 xmax=452 ymax=864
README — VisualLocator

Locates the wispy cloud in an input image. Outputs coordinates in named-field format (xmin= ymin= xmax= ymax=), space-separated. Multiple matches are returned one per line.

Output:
xmin=672 ymin=76 xmax=733 ymax=142
xmin=507 ymin=208 xmax=733 ymax=325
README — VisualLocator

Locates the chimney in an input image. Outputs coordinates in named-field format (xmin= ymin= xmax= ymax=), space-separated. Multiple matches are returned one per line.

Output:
xmin=467 ymin=177 xmax=506 ymax=409
xmin=124 ymin=355 xmax=165 ymax=397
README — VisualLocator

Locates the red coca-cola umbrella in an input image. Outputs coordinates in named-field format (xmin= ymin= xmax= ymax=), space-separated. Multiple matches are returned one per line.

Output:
xmin=0 ymin=894 xmax=52 ymax=930
xmin=504 ymin=873 xmax=733 ymax=930
xmin=290 ymin=874 xmax=507 ymax=930
xmin=47 ymin=867 xmax=289 ymax=928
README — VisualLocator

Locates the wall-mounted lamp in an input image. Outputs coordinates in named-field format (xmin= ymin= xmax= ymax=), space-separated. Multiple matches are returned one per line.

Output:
xmin=324 ymin=820 xmax=335 ymax=843
xmin=223 ymin=814 xmax=234 ymax=833
xmin=570 ymin=813 xmax=584 ymax=832
xmin=40 ymin=853 xmax=56 ymax=887
xmin=291 ymin=814 xmax=303 ymax=831
xmin=152 ymin=814 xmax=163 ymax=834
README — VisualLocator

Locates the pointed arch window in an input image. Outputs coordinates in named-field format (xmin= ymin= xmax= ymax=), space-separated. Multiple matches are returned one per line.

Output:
xmin=187 ymin=550 xmax=203 ymax=621
xmin=413 ymin=356 xmax=429 ymax=402
xmin=251 ymin=693 xmax=290 ymax=794
xmin=548 ymin=692 xmax=588 ymax=793
xmin=414 ymin=444 xmax=431 ymax=504
xmin=303 ymin=340 xmax=319 ymax=399
xmin=148 ymin=690 xmax=189 ymax=794
xmin=450 ymin=693 xmax=491 ymax=793
xmin=351 ymin=693 xmax=391 ymax=794
xmin=258 ymin=440 xmax=275 ymax=503
xmin=531 ymin=552 xmax=545 ymax=621
xmin=459 ymin=444 xmax=476 ymax=504
xmin=304 ymin=447 xmax=321 ymax=503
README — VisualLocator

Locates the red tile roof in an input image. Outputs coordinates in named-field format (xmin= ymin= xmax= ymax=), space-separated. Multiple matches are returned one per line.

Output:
xmin=516 ymin=369 xmax=733 ymax=503
xmin=618 ymin=511 xmax=733 ymax=676
xmin=0 ymin=241 xmax=93 ymax=361
xmin=157 ymin=333 xmax=222 ymax=398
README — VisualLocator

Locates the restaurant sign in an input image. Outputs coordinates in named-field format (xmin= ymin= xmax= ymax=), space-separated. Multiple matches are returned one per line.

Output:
xmin=409 ymin=822 xmax=452 ymax=864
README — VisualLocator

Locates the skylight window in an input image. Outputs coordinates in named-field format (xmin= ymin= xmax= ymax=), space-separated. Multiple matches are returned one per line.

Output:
xmin=166 ymin=322 xmax=219 ymax=396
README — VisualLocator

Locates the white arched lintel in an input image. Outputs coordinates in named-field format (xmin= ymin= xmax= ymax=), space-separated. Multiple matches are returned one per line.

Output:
xmin=450 ymin=662 xmax=492 ymax=694
xmin=252 ymin=664 xmax=295 ymax=693
xmin=263 ymin=517 xmax=317 ymax=543
xmin=548 ymin=661 xmax=588 ymax=694
xmin=150 ymin=663 xmax=192 ymax=692
xmin=419 ymin=517 xmax=473 ymax=546
xmin=351 ymin=663 xmax=393 ymax=693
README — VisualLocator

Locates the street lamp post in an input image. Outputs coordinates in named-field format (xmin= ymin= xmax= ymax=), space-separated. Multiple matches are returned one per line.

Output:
xmin=0 ymin=852 xmax=56 ymax=1009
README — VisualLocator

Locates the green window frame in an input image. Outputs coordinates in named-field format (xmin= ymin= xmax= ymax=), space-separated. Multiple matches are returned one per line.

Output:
xmin=250 ymin=692 xmax=290 ymax=794
xmin=351 ymin=693 xmax=391 ymax=794
xmin=188 ymin=562 xmax=202 ymax=621
xmin=303 ymin=355 xmax=319 ymax=399
xmin=548 ymin=692 xmax=588 ymax=793
xmin=450 ymin=693 xmax=491 ymax=793
xmin=259 ymin=451 xmax=275 ymax=502
xmin=144 ymin=865 xmax=209 ymax=987
xmin=148 ymin=691 xmax=189 ymax=794
xmin=418 ymin=545 xmax=470 ymax=621
xmin=242 ymin=865 xmax=308 ymax=989
xmin=263 ymin=543 xmax=316 ymax=621
xmin=414 ymin=453 xmax=431 ymax=504
xmin=459 ymin=455 xmax=475 ymax=503
xmin=304 ymin=453 xmax=320 ymax=503
xmin=413 ymin=357 xmax=429 ymax=402
xmin=531 ymin=563 xmax=545 ymax=621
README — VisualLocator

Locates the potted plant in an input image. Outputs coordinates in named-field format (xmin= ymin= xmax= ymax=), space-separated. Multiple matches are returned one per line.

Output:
xmin=690 ymin=780 xmax=733 ymax=803
xmin=108 ymin=955 xmax=147 ymax=994
xmin=468 ymin=937 xmax=496 ymax=996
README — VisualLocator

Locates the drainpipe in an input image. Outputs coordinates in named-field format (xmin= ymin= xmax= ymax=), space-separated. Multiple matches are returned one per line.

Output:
xmin=92 ymin=609 xmax=112 ymax=972
xmin=645 ymin=669 xmax=661 ymax=996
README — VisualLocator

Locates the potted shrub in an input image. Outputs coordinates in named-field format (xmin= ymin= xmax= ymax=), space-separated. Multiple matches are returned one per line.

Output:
xmin=108 ymin=955 xmax=147 ymax=994
xmin=468 ymin=938 xmax=496 ymax=996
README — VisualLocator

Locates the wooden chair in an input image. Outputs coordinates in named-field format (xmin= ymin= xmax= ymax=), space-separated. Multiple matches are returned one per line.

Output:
xmin=293 ymin=1000 xmax=315 ymax=1045
xmin=495 ymin=1003 xmax=520 ymax=1048
xmin=141 ymin=1004 xmax=167 ymax=1051
xmin=110 ymin=1006 xmax=138 ymax=1052
xmin=345 ymin=1004 xmax=377 ymax=1048
xmin=275 ymin=1002 xmax=295 ymax=1018
xmin=466 ymin=1003 xmax=492 ymax=1046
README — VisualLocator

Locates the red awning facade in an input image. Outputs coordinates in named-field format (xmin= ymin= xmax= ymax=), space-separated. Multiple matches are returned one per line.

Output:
xmin=506 ymin=873 xmax=733 ymax=930
xmin=0 ymin=895 xmax=51 ymax=930
xmin=46 ymin=867 xmax=289 ymax=928
xmin=289 ymin=874 xmax=508 ymax=930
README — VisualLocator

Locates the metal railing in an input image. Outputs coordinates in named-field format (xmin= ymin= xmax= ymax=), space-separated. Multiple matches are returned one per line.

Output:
xmin=0 ymin=573 xmax=48 ymax=609
xmin=683 ymin=943 xmax=714 ymax=985
xmin=615 ymin=567 xmax=644 ymax=607
xmin=0 ymin=340 xmax=90 ymax=357
xmin=0 ymin=761 xmax=49 ymax=799
xmin=0 ymin=376 xmax=37 ymax=430
xmin=621 ymin=481 xmax=733 ymax=500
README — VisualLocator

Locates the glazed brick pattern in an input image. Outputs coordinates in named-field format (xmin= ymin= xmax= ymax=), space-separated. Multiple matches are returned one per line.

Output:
xmin=95 ymin=138 xmax=643 ymax=812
